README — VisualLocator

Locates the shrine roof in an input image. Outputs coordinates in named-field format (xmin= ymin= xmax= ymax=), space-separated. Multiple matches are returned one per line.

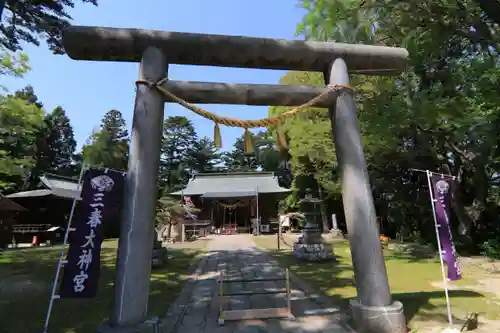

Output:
xmin=5 ymin=174 xmax=81 ymax=200
xmin=0 ymin=193 xmax=27 ymax=211
xmin=170 ymin=172 xmax=291 ymax=198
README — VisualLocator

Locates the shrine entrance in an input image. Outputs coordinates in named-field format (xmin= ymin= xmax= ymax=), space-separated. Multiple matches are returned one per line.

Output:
xmin=62 ymin=25 xmax=409 ymax=333
xmin=217 ymin=200 xmax=242 ymax=234
xmin=213 ymin=197 xmax=254 ymax=234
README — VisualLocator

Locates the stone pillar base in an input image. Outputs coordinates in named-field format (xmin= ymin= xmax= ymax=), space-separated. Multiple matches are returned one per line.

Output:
xmin=96 ymin=318 xmax=161 ymax=333
xmin=329 ymin=228 xmax=344 ymax=238
xmin=349 ymin=299 xmax=406 ymax=333
xmin=292 ymin=242 xmax=337 ymax=261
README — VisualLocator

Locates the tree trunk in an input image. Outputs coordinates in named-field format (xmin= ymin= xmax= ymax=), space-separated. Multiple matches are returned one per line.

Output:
xmin=452 ymin=187 xmax=475 ymax=248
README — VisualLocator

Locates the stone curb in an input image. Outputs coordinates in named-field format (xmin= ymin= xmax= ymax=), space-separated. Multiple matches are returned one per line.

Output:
xmin=159 ymin=252 xmax=211 ymax=333
xmin=254 ymin=246 xmax=357 ymax=333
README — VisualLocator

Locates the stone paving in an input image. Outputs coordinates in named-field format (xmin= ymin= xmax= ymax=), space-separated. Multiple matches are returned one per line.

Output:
xmin=162 ymin=235 xmax=355 ymax=333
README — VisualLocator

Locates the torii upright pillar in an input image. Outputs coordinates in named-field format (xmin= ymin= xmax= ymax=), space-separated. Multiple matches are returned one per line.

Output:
xmin=62 ymin=26 xmax=408 ymax=333
xmin=109 ymin=47 xmax=167 ymax=328
xmin=326 ymin=58 xmax=406 ymax=333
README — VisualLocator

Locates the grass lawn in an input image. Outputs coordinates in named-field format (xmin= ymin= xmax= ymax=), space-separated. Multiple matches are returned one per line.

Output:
xmin=0 ymin=238 xmax=209 ymax=333
xmin=253 ymin=235 xmax=500 ymax=330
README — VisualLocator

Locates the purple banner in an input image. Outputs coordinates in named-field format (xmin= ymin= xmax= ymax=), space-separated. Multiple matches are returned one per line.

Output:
xmin=59 ymin=168 xmax=125 ymax=298
xmin=430 ymin=174 xmax=462 ymax=281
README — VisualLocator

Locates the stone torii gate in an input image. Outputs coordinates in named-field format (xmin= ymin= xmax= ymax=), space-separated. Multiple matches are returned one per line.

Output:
xmin=62 ymin=26 xmax=409 ymax=333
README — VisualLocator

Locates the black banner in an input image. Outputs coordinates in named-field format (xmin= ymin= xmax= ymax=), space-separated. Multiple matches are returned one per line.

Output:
xmin=59 ymin=168 xmax=125 ymax=298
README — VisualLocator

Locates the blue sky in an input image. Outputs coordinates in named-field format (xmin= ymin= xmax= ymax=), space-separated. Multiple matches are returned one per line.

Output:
xmin=2 ymin=1 xmax=306 ymax=151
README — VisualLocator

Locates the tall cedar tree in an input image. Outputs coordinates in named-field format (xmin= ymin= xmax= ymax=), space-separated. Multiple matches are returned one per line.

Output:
xmin=159 ymin=116 xmax=197 ymax=193
xmin=185 ymin=137 xmax=222 ymax=174
xmin=82 ymin=109 xmax=129 ymax=171
xmin=9 ymin=86 xmax=77 ymax=188
xmin=33 ymin=106 xmax=77 ymax=180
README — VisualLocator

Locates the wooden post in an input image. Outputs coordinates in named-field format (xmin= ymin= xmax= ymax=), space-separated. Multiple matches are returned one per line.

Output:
xmin=110 ymin=47 xmax=167 ymax=328
xmin=325 ymin=58 xmax=406 ymax=333
xmin=285 ymin=268 xmax=292 ymax=318
xmin=318 ymin=186 xmax=329 ymax=233
xmin=277 ymin=221 xmax=281 ymax=250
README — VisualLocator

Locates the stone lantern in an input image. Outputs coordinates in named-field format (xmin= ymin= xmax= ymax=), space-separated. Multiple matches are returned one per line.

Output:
xmin=292 ymin=188 xmax=336 ymax=261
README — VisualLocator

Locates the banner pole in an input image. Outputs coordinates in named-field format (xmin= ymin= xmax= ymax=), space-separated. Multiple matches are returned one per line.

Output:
xmin=426 ymin=170 xmax=454 ymax=328
xmin=43 ymin=164 xmax=87 ymax=333
xmin=410 ymin=168 xmax=453 ymax=178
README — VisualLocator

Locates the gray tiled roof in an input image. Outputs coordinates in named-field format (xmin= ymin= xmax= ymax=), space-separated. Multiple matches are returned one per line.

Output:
xmin=6 ymin=175 xmax=81 ymax=200
xmin=39 ymin=175 xmax=81 ymax=199
xmin=171 ymin=172 xmax=291 ymax=197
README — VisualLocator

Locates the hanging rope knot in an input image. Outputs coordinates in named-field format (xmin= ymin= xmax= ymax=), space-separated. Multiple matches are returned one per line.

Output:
xmin=326 ymin=83 xmax=352 ymax=92
xmin=135 ymin=79 xmax=158 ymax=89
xmin=134 ymin=77 xmax=353 ymax=153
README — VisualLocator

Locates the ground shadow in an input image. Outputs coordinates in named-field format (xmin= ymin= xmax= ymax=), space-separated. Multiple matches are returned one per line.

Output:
xmin=384 ymin=242 xmax=438 ymax=263
xmin=255 ymin=244 xmax=490 ymax=328
xmin=394 ymin=290 xmax=485 ymax=324
xmin=0 ymin=244 xmax=201 ymax=333
xmin=268 ymin=249 xmax=354 ymax=297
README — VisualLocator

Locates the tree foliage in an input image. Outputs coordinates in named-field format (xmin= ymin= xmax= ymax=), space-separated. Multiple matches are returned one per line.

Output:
xmin=185 ymin=137 xmax=222 ymax=174
xmin=155 ymin=195 xmax=200 ymax=239
xmin=0 ymin=52 xmax=30 ymax=83
xmin=1 ymin=0 xmax=498 ymax=254
xmin=159 ymin=116 xmax=197 ymax=193
xmin=270 ymin=71 xmax=339 ymax=199
xmin=1 ymin=0 xmax=98 ymax=54
xmin=82 ymin=109 xmax=129 ymax=171
xmin=286 ymin=0 xmax=500 ymax=252
xmin=0 ymin=94 xmax=44 ymax=191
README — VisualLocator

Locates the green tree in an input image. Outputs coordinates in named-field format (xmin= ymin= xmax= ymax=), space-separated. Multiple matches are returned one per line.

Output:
xmin=0 ymin=95 xmax=44 ymax=191
xmin=82 ymin=109 xmax=129 ymax=170
xmin=159 ymin=116 xmax=197 ymax=192
xmin=11 ymin=85 xmax=78 ymax=186
xmin=269 ymin=71 xmax=339 ymax=204
xmin=0 ymin=52 xmax=30 ymax=81
xmin=28 ymin=106 xmax=77 ymax=186
xmin=155 ymin=195 xmax=200 ymax=239
xmin=13 ymin=85 xmax=43 ymax=108
xmin=221 ymin=130 xmax=292 ymax=187
xmin=0 ymin=51 xmax=42 ymax=192
xmin=46 ymin=107 xmax=77 ymax=174
xmin=221 ymin=133 xmax=259 ymax=172
xmin=185 ymin=137 xmax=222 ymax=174
xmin=296 ymin=0 xmax=500 ymax=249
xmin=1 ymin=0 xmax=98 ymax=54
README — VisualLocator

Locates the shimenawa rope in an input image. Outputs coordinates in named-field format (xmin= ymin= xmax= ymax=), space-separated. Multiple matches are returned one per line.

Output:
xmin=135 ymin=77 xmax=353 ymax=153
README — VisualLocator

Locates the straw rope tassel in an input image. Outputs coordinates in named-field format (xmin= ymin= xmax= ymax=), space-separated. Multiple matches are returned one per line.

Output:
xmin=213 ymin=122 xmax=222 ymax=148
xmin=243 ymin=128 xmax=253 ymax=154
